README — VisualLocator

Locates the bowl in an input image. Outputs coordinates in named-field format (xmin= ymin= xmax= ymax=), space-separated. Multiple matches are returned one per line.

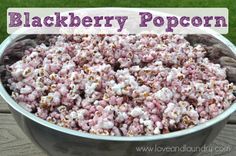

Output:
xmin=0 ymin=33 xmax=236 ymax=156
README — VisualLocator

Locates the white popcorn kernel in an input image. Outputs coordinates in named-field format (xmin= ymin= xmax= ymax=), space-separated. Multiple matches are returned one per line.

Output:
xmin=100 ymin=120 xmax=114 ymax=129
xmin=112 ymin=83 xmax=125 ymax=95
xmin=153 ymin=60 xmax=163 ymax=66
xmin=169 ymin=119 xmax=176 ymax=125
xmin=69 ymin=111 xmax=77 ymax=119
xmin=116 ymin=112 xmax=128 ymax=122
xmin=133 ymin=55 xmax=141 ymax=64
xmin=20 ymin=85 xmax=33 ymax=94
xmin=94 ymin=100 xmax=99 ymax=105
xmin=104 ymin=105 xmax=114 ymax=113
xmin=29 ymin=51 xmax=38 ymax=58
xmin=187 ymin=109 xmax=199 ymax=122
xmin=194 ymin=82 xmax=205 ymax=92
xmin=77 ymin=109 xmax=87 ymax=120
xmin=130 ymin=107 xmax=144 ymax=117
xmin=164 ymin=103 xmax=175 ymax=113
xmin=85 ymin=82 xmax=97 ymax=96
xmin=155 ymin=87 xmax=173 ymax=102
xmin=130 ymin=65 xmax=140 ymax=72
xmin=144 ymin=120 xmax=153 ymax=129
xmin=154 ymin=127 xmax=160 ymax=134
xmin=166 ymin=68 xmax=177 ymax=82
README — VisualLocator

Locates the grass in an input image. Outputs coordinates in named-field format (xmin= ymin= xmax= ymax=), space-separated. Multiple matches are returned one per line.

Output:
xmin=0 ymin=0 xmax=235 ymax=44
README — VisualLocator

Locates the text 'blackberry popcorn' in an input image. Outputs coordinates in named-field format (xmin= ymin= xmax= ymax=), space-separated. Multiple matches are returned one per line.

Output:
xmin=7 ymin=34 xmax=235 ymax=136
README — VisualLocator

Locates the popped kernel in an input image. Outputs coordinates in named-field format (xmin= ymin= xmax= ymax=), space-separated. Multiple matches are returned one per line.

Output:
xmin=22 ymin=67 xmax=33 ymax=77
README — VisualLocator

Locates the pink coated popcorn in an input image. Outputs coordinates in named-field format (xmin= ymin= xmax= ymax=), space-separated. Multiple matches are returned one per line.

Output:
xmin=7 ymin=34 xmax=235 ymax=136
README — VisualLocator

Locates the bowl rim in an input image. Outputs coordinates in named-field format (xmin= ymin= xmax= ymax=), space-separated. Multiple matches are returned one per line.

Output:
xmin=0 ymin=33 xmax=236 ymax=142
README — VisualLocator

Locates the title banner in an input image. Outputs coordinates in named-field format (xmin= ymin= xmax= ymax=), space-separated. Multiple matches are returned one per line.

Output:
xmin=7 ymin=8 xmax=228 ymax=34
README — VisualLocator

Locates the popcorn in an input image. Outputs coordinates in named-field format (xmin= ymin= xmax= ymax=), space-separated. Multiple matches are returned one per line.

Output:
xmin=153 ymin=127 xmax=161 ymax=134
xmin=85 ymin=82 xmax=97 ymax=97
xmin=22 ymin=67 xmax=33 ymax=77
xmin=155 ymin=87 xmax=173 ymax=102
xmin=77 ymin=109 xmax=88 ymax=120
xmin=116 ymin=112 xmax=128 ymax=122
xmin=20 ymin=85 xmax=32 ymax=94
xmin=7 ymin=34 xmax=235 ymax=136
xmin=100 ymin=119 xmax=114 ymax=129
xmin=140 ymin=119 xmax=154 ymax=130
xmin=69 ymin=111 xmax=77 ymax=119
xmin=130 ymin=107 xmax=144 ymax=117
xmin=111 ymin=83 xmax=125 ymax=95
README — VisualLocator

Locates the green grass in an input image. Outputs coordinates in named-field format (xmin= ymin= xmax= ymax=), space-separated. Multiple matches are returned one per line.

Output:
xmin=0 ymin=0 xmax=235 ymax=44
